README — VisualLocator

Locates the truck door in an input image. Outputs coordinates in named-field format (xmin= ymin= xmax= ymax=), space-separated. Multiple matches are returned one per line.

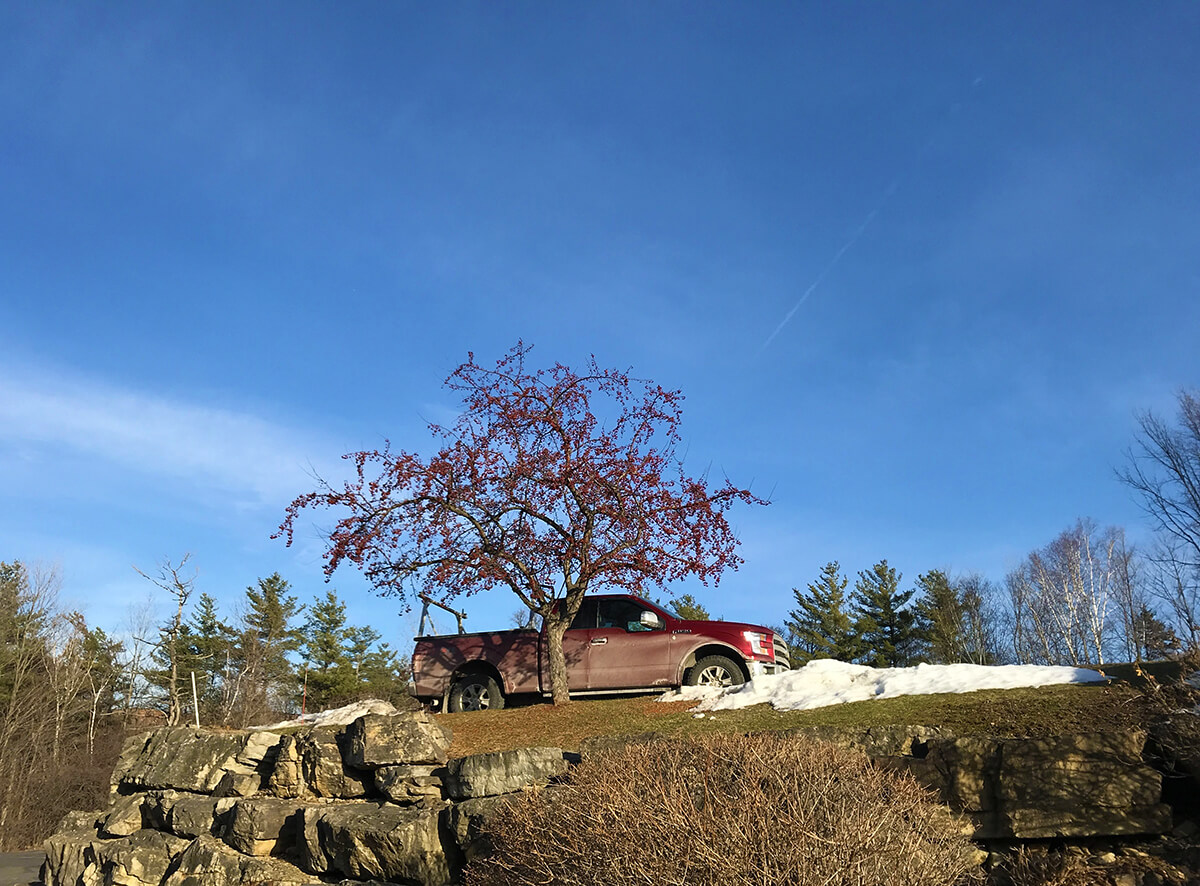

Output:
xmin=586 ymin=597 xmax=675 ymax=689
xmin=541 ymin=598 xmax=596 ymax=695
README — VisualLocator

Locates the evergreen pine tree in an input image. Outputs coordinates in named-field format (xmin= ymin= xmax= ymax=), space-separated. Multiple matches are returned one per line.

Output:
xmin=301 ymin=590 xmax=355 ymax=709
xmin=355 ymin=639 xmax=408 ymax=705
xmin=344 ymin=625 xmax=381 ymax=682
xmin=786 ymin=562 xmax=859 ymax=664
xmin=667 ymin=594 xmax=711 ymax=621
xmin=852 ymin=560 xmax=918 ymax=667
xmin=913 ymin=570 xmax=965 ymax=664
xmin=186 ymin=593 xmax=231 ymax=719
xmin=238 ymin=573 xmax=302 ymax=720
xmin=0 ymin=561 xmax=50 ymax=717
xmin=1131 ymin=605 xmax=1181 ymax=660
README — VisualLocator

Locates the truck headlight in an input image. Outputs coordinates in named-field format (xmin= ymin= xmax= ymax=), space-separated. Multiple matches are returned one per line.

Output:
xmin=743 ymin=631 xmax=772 ymax=658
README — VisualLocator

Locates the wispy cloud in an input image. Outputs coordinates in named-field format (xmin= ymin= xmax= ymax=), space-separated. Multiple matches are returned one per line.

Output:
xmin=0 ymin=365 xmax=337 ymax=506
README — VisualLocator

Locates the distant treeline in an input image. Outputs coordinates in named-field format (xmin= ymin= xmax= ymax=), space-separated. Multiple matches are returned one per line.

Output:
xmin=779 ymin=389 xmax=1200 ymax=670
xmin=0 ymin=559 xmax=412 ymax=850
xmin=782 ymin=524 xmax=1180 ymax=670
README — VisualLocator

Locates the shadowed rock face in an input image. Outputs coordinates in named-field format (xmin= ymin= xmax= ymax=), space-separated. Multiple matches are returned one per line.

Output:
xmin=166 ymin=795 xmax=234 ymax=840
xmin=43 ymin=828 xmax=190 ymax=886
xmin=444 ymin=796 xmax=516 ymax=864
xmin=375 ymin=765 xmax=444 ymax=804
xmin=296 ymin=729 xmax=372 ymax=798
xmin=223 ymin=798 xmax=306 ymax=856
xmin=300 ymin=803 xmax=451 ymax=884
xmin=874 ymin=729 xmax=1172 ymax=839
xmin=163 ymin=835 xmax=311 ymax=886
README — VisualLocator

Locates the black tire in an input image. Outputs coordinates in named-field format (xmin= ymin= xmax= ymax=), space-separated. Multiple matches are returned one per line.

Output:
xmin=448 ymin=673 xmax=505 ymax=712
xmin=685 ymin=655 xmax=746 ymax=688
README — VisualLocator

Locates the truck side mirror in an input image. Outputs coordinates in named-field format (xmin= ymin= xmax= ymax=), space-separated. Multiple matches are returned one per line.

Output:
xmin=639 ymin=610 xmax=664 ymax=630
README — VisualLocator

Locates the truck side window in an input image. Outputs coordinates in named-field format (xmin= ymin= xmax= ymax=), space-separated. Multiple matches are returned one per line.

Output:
xmin=598 ymin=598 xmax=656 ymax=632
xmin=568 ymin=598 xmax=597 ymax=631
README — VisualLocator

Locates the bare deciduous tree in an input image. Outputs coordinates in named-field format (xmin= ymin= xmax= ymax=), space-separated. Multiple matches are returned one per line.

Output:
xmin=134 ymin=555 xmax=196 ymax=727
xmin=956 ymin=573 xmax=1003 ymax=665
xmin=1119 ymin=389 xmax=1200 ymax=648
xmin=0 ymin=561 xmax=55 ymax=834
xmin=0 ymin=561 xmax=131 ymax=849
xmin=117 ymin=594 xmax=158 ymax=725
xmin=1007 ymin=520 xmax=1128 ymax=665
xmin=45 ymin=611 xmax=93 ymax=762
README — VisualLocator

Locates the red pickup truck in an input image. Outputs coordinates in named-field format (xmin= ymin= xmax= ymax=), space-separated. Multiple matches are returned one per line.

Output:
xmin=410 ymin=594 xmax=789 ymax=712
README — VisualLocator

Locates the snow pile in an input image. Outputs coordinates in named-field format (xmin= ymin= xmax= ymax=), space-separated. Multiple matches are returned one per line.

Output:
xmin=253 ymin=698 xmax=400 ymax=730
xmin=660 ymin=659 xmax=1107 ymax=713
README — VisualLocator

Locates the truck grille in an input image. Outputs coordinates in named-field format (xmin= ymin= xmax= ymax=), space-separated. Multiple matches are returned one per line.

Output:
xmin=773 ymin=636 xmax=790 ymax=669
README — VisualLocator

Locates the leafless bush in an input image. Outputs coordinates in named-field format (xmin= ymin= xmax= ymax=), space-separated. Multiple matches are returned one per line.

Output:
xmin=466 ymin=733 xmax=984 ymax=886
xmin=993 ymin=846 xmax=1192 ymax=886
xmin=993 ymin=849 xmax=1108 ymax=886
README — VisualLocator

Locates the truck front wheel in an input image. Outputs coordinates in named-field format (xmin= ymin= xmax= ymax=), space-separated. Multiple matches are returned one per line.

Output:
xmin=686 ymin=655 xmax=745 ymax=688
xmin=448 ymin=673 xmax=505 ymax=712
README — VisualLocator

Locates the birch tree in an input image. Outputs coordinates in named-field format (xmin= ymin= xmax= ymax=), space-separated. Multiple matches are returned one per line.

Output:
xmin=135 ymin=555 xmax=195 ymax=726
xmin=1119 ymin=389 xmax=1200 ymax=648
xmin=1008 ymin=520 xmax=1128 ymax=665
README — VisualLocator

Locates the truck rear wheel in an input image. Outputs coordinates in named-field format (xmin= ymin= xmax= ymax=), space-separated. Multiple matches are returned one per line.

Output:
xmin=686 ymin=655 xmax=745 ymax=688
xmin=448 ymin=673 xmax=505 ymax=712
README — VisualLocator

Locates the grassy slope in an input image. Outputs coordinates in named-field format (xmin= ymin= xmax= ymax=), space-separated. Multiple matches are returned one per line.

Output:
xmin=440 ymin=680 xmax=1157 ymax=758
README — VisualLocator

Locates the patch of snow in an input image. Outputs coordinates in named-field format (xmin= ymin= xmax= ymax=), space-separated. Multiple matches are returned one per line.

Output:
xmin=659 ymin=659 xmax=1107 ymax=713
xmin=252 ymin=698 xmax=400 ymax=730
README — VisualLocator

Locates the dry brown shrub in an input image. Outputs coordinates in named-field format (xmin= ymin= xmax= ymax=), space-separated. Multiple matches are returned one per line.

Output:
xmin=993 ymin=846 xmax=1194 ymax=886
xmin=465 ymin=732 xmax=984 ymax=886
xmin=993 ymin=850 xmax=1109 ymax=886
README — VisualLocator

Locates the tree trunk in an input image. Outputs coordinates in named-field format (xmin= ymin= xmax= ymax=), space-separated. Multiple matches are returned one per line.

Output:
xmin=88 ymin=686 xmax=99 ymax=758
xmin=544 ymin=613 xmax=571 ymax=705
xmin=167 ymin=655 xmax=181 ymax=726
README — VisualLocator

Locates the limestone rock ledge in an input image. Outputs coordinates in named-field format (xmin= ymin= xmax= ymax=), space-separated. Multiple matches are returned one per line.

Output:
xmin=43 ymin=711 xmax=562 ymax=886
xmin=43 ymin=714 xmax=1182 ymax=886
xmin=884 ymin=729 xmax=1173 ymax=840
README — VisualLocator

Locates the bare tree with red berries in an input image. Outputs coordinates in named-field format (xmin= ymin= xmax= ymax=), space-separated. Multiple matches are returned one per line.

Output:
xmin=277 ymin=343 xmax=764 ymax=704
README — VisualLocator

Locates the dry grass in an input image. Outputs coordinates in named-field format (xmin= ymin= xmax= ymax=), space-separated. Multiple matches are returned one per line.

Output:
xmin=465 ymin=732 xmax=985 ymax=886
xmin=440 ymin=681 xmax=1152 ymax=758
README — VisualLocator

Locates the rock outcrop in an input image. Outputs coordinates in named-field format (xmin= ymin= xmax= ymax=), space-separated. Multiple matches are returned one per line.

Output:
xmin=880 ymin=729 xmax=1172 ymax=839
xmin=42 ymin=713 xmax=564 ymax=886
xmin=41 ymin=716 xmax=1184 ymax=886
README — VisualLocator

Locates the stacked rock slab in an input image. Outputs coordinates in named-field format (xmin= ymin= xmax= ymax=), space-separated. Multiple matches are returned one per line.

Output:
xmin=798 ymin=727 xmax=1171 ymax=841
xmin=42 ymin=713 xmax=568 ymax=886
xmin=42 ymin=717 xmax=1175 ymax=886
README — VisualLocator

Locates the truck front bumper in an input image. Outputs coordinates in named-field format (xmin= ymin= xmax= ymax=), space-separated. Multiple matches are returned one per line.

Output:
xmin=750 ymin=661 xmax=790 ymax=678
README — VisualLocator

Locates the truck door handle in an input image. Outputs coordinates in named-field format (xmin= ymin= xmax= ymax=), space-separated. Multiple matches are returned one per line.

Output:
xmin=590 ymin=637 xmax=608 ymax=646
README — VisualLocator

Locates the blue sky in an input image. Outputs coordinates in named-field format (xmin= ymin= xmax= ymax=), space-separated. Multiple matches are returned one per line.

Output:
xmin=2 ymin=2 xmax=1197 ymax=645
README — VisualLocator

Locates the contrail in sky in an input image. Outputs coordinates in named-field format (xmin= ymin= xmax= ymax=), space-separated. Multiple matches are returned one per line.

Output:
xmin=759 ymin=179 xmax=898 ymax=352
xmin=760 ymin=77 xmax=983 ymax=352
